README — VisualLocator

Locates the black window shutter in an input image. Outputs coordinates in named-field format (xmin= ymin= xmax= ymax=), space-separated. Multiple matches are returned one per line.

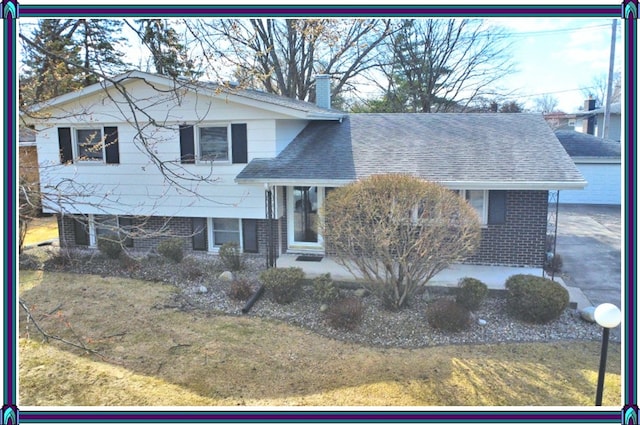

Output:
xmin=118 ymin=217 xmax=134 ymax=247
xmin=179 ymin=125 xmax=195 ymax=164
xmin=104 ymin=126 xmax=119 ymax=164
xmin=58 ymin=127 xmax=73 ymax=164
xmin=192 ymin=218 xmax=207 ymax=251
xmin=231 ymin=123 xmax=248 ymax=164
xmin=488 ymin=191 xmax=507 ymax=225
xmin=73 ymin=217 xmax=89 ymax=246
xmin=242 ymin=219 xmax=258 ymax=253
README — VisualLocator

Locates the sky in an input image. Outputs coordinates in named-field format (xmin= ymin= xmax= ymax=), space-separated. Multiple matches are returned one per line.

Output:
xmin=17 ymin=13 xmax=624 ymax=114
xmin=487 ymin=17 xmax=622 ymax=112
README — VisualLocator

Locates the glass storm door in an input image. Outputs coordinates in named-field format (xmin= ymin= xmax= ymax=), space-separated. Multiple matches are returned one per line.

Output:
xmin=293 ymin=186 xmax=318 ymax=243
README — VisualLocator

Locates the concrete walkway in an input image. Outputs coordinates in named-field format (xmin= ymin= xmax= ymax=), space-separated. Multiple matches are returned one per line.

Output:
xmin=276 ymin=255 xmax=591 ymax=310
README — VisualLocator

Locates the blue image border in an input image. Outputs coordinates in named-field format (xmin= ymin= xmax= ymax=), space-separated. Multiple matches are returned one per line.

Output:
xmin=2 ymin=2 xmax=636 ymax=423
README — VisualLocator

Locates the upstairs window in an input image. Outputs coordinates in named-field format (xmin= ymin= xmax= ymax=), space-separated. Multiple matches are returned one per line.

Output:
xmin=199 ymin=126 xmax=229 ymax=161
xmin=58 ymin=126 xmax=119 ymax=164
xmin=180 ymin=124 xmax=247 ymax=164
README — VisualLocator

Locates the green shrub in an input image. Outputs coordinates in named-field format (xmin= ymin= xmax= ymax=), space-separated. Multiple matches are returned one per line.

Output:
xmin=312 ymin=273 xmax=339 ymax=303
xmin=157 ymin=238 xmax=184 ymax=263
xmin=426 ymin=298 xmax=471 ymax=332
xmin=505 ymin=274 xmax=569 ymax=323
xmin=456 ymin=277 xmax=488 ymax=311
xmin=219 ymin=242 xmax=243 ymax=271
xmin=325 ymin=297 xmax=364 ymax=330
xmin=228 ymin=278 xmax=254 ymax=301
xmin=97 ymin=237 xmax=123 ymax=259
xmin=544 ymin=253 xmax=563 ymax=274
xmin=260 ymin=267 xmax=305 ymax=304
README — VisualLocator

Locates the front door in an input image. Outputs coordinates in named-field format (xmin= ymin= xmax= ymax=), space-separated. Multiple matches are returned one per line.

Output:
xmin=288 ymin=186 xmax=325 ymax=250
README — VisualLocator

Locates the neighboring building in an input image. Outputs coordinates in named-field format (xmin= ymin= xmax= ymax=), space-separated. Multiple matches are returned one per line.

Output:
xmin=555 ymin=130 xmax=621 ymax=205
xmin=574 ymin=100 xmax=622 ymax=142
xmin=543 ymin=111 xmax=577 ymax=131
xmin=24 ymin=71 xmax=586 ymax=268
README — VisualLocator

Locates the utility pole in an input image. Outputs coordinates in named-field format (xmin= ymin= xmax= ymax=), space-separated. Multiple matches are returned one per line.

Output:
xmin=602 ymin=19 xmax=617 ymax=139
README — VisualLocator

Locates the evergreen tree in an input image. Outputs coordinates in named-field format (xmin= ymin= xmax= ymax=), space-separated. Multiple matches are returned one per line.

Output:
xmin=130 ymin=19 xmax=198 ymax=78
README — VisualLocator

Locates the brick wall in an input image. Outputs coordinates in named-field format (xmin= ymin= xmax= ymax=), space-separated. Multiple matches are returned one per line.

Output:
xmin=465 ymin=190 xmax=548 ymax=267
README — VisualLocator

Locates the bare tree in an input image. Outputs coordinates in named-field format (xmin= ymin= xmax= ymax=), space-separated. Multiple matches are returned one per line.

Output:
xmin=322 ymin=175 xmax=481 ymax=310
xmin=365 ymin=19 xmax=515 ymax=113
xmin=185 ymin=18 xmax=394 ymax=103
xmin=533 ymin=94 xmax=560 ymax=114
xmin=580 ymin=72 xmax=621 ymax=108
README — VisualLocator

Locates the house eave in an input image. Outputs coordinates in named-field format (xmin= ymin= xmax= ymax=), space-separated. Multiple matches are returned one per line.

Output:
xmin=572 ymin=157 xmax=621 ymax=164
xmin=235 ymin=177 xmax=588 ymax=190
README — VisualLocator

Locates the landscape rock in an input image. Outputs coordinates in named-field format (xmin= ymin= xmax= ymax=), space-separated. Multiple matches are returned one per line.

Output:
xmin=354 ymin=288 xmax=368 ymax=298
xmin=580 ymin=306 xmax=597 ymax=323
xmin=219 ymin=271 xmax=234 ymax=281
xmin=320 ymin=304 xmax=329 ymax=313
xmin=196 ymin=285 xmax=208 ymax=294
xmin=478 ymin=319 xmax=487 ymax=326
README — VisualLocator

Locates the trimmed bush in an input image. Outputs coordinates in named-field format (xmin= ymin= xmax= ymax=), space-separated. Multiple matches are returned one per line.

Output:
xmin=426 ymin=298 xmax=472 ymax=332
xmin=260 ymin=267 xmax=305 ymax=304
xmin=456 ymin=277 xmax=488 ymax=311
xmin=325 ymin=297 xmax=364 ymax=330
xmin=219 ymin=242 xmax=243 ymax=271
xmin=228 ymin=278 xmax=254 ymax=301
xmin=312 ymin=273 xmax=339 ymax=303
xmin=97 ymin=237 xmax=123 ymax=259
xmin=505 ymin=274 xmax=569 ymax=323
xmin=157 ymin=238 xmax=184 ymax=263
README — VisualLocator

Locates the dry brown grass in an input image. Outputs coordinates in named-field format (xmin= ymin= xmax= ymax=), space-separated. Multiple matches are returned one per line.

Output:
xmin=22 ymin=216 xmax=58 ymax=246
xmin=18 ymin=270 xmax=622 ymax=407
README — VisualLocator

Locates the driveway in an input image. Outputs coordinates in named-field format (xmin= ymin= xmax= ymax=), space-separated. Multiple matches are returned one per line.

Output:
xmin=553 ymin=204 xmax=622 ymax=311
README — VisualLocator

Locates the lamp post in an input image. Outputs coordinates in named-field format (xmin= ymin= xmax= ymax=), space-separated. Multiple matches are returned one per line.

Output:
xmin=594 ymin=303 xmax=621 ymax=406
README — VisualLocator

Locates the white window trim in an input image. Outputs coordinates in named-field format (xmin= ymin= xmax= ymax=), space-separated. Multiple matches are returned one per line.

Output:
xmin=196 ymin=124 xmax=232 ymax=164
xmin=88 ymin=214 xmax=97 ymax=247
xmin=73 ymin=127 xmax=106 ymax=163
xmin=206 ymin=217 xmax=243 ymax=252
xmin=459 ymin=189 xmax=489 ymax=226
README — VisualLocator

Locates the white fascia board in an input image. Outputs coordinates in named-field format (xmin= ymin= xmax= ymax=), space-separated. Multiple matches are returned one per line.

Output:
xmin=573 ymin=157 xmax=621 ymax=164
xmin=235 ymin=178 xmax=354 ymax=187
xmin=436 ymin=180 xmax=588 ymax=190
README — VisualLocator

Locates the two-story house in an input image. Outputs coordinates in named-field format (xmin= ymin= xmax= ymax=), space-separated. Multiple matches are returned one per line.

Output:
xmin=24 ymin=71 xmax=586 ymax=268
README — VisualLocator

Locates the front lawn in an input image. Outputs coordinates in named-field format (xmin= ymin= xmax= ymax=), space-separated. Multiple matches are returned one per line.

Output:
xmin=19 ymin=270 xmax=621 ymax=406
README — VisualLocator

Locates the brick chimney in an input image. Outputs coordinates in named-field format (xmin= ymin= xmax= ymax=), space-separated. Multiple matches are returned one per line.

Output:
xmin=583 ymin=97 xmax=596 ymax=135
xmin=315 ymin=74 xmax=331 ymax=109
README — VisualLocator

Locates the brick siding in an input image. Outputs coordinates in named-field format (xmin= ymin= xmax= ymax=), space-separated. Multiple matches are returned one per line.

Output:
xmin=465 ymin=190 xmax=548 ymax=267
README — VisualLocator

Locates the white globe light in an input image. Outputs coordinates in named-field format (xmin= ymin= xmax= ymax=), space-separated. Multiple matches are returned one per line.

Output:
xmin=594 ymin=303 xmax=621 ymax=328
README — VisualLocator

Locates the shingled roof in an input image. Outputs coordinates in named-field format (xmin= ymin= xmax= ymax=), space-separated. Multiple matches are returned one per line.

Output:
xmin=236 ymin=113 xmax=586 ymax=190
xmin=555 ymin=130 xmax=621 ymax=159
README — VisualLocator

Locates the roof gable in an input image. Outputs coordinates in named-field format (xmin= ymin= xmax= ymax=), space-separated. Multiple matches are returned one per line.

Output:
xmin=25 ymin=70 xmax=345 ymax=121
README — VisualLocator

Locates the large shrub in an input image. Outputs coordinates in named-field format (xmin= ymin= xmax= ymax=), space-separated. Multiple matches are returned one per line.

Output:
xmin=325 ymin=297 xmax=364 ymax=330
xmin=426 ymin=298 xmax=471 ymax=332
xmin=505 ymin=274 xmax=569 ymax=323
xmin=157 ymin=237 xmax=184 ymax=263
xmin=456 ymin=277 xmax=488 ymax=311
xmin=322 ymin=174 xmax=481 ymax=310
xmin=219 ymin=242 xmax=243 ymax=271
xmin=260 ymin=267 xmax=305 ymax=304
xmin=97 ymin=237 xmax=123 ymax=259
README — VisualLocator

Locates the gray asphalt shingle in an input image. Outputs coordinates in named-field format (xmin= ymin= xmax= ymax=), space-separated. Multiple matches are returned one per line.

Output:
xmin=237 ymin=113 xmax=586 ymax=188
xmin=555 ymin=130 xmax=621 ymax=158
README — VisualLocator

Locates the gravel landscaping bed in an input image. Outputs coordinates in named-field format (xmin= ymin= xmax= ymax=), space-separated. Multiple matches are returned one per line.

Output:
xmin=20 ymin=247 xmax=612 ymax=348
